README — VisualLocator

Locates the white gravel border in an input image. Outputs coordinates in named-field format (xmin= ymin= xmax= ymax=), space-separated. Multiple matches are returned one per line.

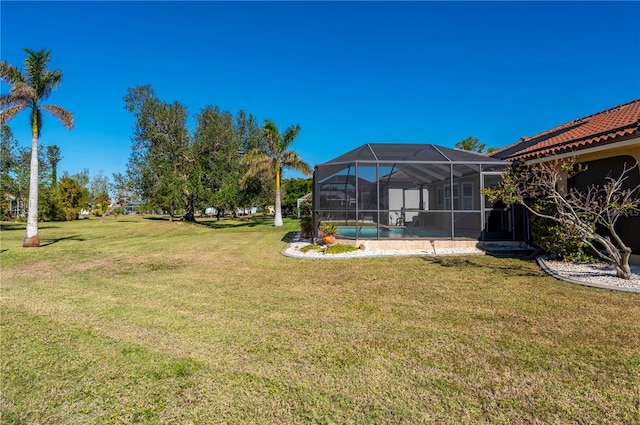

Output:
xmin=282 ymin=233 xmax=640 ymax=293
xmin=282 ymin=239 xmax=485 ymax=260
xmin=536 ymin=256 xmax=640 ymax=293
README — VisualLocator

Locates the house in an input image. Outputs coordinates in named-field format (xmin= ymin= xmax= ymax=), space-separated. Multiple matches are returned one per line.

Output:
xmin=490 ymin=98 xmax=640 ymax=263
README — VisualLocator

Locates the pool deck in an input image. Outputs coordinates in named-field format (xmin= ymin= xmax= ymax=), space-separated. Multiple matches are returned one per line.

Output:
xmin=334 ymin=237 xmax=531 ymax=252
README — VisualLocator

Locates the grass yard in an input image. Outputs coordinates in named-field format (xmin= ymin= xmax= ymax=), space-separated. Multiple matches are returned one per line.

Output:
xmin=1 ymin=215 xmax=639 ymax=424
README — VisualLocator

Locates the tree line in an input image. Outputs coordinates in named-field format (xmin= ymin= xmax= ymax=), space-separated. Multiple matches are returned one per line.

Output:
xmin=123 ymin=85 xmax=311 ymax=224
xmin=1 ymin=47 xmax=313 ymax=247
xmin=1 ymin=115 xmax=311 ymax=224
xmin=0 ymin=124 xmax=126 ymax=221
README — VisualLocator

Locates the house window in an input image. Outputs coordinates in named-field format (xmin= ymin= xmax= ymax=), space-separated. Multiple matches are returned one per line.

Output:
xmin=422 ymin=187 xmax=429 ymax=210
xmin=461 ymin=182 xmax=474 ymax=210
xmin=444 ymin=184 xmax=459 ymax=210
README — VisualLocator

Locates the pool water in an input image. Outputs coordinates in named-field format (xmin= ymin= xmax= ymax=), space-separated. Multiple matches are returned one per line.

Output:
xmin=337 ymin=227 xmax=450 ymax=239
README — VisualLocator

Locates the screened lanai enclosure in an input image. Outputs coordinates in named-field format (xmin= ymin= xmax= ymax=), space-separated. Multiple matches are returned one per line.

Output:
xmin=313 ymin=143 xmax=519 ymax=242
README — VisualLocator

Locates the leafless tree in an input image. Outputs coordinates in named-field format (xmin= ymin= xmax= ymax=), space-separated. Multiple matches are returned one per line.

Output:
xmin=484 ymin=158 xmax=640 ymax=280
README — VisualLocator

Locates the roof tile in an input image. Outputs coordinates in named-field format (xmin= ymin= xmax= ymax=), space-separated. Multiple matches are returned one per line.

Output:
xmin=491 ymin=99 xmax=640 ymax=161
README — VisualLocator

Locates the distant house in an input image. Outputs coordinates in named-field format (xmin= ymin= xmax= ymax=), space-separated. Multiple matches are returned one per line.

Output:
xmin=490 ymin=99 xmax=640 ymax=263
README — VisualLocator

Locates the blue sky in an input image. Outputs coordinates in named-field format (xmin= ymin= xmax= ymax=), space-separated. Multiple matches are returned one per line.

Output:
xmin=2 ymin=1 xmax=639 ymax=182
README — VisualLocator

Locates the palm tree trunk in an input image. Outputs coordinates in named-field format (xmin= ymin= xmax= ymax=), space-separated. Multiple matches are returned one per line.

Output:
xmin=23 ymin=131 xmax=40 ymax=247
xmin=274 ymin=188 xmax=283 ymax=226
xmin=274 ymin=168 xmax=283 ymax=226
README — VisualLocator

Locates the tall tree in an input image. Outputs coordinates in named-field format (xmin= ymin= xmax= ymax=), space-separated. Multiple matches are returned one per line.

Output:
xmin=124 ymin=86 xmax=195 ymax=220
xmin=89 ymin=170 xmax=110 ymax=206
xmin=455 ymin=136 xmax=486 ymax=153
xmin=46 ymin=144 xmax=61 ymax=186
xmin=282 ymin=177 xmax=313 ymax=215
xmin=241 ymin=120 xmax=311 ymax=226
xmin=56 ymin=173 xmax=90 ymax=221
xmin=0 ymin=48 xmax=74 ymax=247
xmin=193 ymin=106 xmax=241 ymax=215
xmin=0 ymin=125 xmax=18 ymax=217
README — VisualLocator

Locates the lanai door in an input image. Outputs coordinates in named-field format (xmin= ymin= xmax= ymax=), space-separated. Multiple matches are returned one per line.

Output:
xmin=481 ymin=172 xmax=513 ymax=241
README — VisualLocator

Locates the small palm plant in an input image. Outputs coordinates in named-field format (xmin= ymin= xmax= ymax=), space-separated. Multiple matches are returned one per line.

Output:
xmin=319 ymin=220 xmax=337 ymax=237
xmin=319 ymin=220 xmax=338 ymax=245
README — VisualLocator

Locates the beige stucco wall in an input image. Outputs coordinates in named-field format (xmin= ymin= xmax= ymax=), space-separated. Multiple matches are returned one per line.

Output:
xmin=550 ymin=137 xmax=640 ymax=193
xmin=571 ymin=138 xmax=640 ymax=165
xmin=535 ymin=137 xmax=640 ymax=265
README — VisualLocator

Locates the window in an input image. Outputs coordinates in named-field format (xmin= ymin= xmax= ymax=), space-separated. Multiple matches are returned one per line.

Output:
xmin=461 ymin=182 xmax=474 ymax=210
xmin=444 ymin=184 xmax=458 ymax=210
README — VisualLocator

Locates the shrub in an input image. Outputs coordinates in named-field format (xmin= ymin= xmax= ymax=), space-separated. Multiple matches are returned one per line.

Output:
xmin=326 ymin=244 xmax=358 ymax=254
xmin=319 ymin=220 xmax=337 ymax=236
xmin=299 ymin=199 xmax=313 ymax=238
xmin=531 ymin=211 xmax=597 ymax=263
xmin=300 ymin=244 xmax=323 ymax=253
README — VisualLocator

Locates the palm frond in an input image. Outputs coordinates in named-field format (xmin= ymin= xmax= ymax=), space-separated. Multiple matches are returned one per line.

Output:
xmin=262 ymin=120 xmax=281 ymax=156
xmin=263 ymin=119 xmax=279 ymax=138
xmin=41 ymin=104 xmax=74 ymax=130
xmin=0 ymin=104 xmax=27 ymax=125
xmin=243 ymin=152 xmax=274 ymax=173
xmin=0 ymin=61 xmax=24 ymax=85
xmin=282 ymin=151 xmax=312 ymax=176
xmin=38 ymin=70 xmax=63 ymax=101
xmin=281 ymin=124 xmax=301 ymax=151
xmin=0 ymin=93 xmax=24 ymax=109
xmin=23 ymin=48 xmax=51 ymax=80
xmin=241 ymin=148 xmax=268 ymax=161
xmin=240 ymin=148 xmax=276 ymax=188
xmin=23 ymin=48 xmax=62 ymax=101
xmin=10 ymin=81 xmax=37 ymax=100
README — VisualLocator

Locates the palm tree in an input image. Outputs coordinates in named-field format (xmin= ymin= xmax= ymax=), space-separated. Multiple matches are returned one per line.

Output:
xmin=0 ymin=48 xmax=74 ymax=247
xmin=242 ymin=120 xmax=311 ymax=227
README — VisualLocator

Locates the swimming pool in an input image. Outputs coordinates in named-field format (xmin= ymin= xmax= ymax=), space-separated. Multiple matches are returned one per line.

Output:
xmin=337 ymin=227 xmax=450 ymax=239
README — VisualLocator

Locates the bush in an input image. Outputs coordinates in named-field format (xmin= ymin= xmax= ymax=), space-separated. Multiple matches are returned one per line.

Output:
xmin=299 ymin=243 xmax=358 ymax=255
xmin=326 ymin=244 xmax=358 ymax=254
xmin=299 ymin=199 xmax=313 ymax=238
xmin=300 ymin=244 xmax=323 ymax=253
xmin=531 ymin=213 xmax=598 ymax=262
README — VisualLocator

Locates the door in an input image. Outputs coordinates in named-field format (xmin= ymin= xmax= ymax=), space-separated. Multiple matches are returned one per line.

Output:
xmin=481 ymin=173 xmax=513 ymax=241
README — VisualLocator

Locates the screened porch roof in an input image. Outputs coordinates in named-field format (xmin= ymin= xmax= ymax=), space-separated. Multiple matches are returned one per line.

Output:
xmin=315 ymin=143 xmax=508 ymax=183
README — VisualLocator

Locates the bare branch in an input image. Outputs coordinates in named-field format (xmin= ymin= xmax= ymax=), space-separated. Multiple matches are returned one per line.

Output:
xmin=484 ymin=158 xmax=640 ymax=279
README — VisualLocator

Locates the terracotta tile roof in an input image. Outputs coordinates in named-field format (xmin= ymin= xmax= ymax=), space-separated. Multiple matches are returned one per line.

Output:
xmin=490 ymin=99 xmax=640 ymax=161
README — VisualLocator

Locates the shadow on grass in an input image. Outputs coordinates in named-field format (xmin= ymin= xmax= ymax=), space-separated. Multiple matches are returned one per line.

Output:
xmin=422 ymin=255 xmax=545 ymax=277
xmin=40 ymin=235 xmax=85 ymax=247
xmin=0 ymin=223 xmax=60 ymax=231
xmin=143 ymin=215 xmax=272 ymax=229
xmin=281 ymin=231 xmax=299 ymax=243
xmin=193 ymin=220 xmax=262 ymax=229
xmin=143 ymin=216 xmax=173 ymax=221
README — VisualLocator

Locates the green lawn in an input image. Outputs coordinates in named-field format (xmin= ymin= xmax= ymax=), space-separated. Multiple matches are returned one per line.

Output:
xmin=1 ymin=215 xmax=639 ymax=424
